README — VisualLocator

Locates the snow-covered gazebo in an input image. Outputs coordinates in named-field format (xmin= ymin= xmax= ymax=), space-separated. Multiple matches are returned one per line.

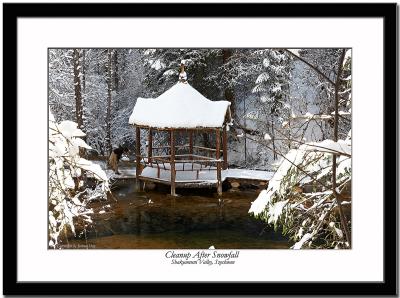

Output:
xmin=129 ymin=67 xmax=232 ymax=196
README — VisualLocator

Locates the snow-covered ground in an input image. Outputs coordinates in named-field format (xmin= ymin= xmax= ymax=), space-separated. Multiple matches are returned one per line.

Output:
xmin=88 ymin=160 xmax=136 ymax=179
xmin=224 ymin=168 xmax=274 ymax=180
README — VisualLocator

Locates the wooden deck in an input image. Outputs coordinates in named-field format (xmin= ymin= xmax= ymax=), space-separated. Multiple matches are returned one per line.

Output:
xmin=136 ymin=175 xmax=218 ymax=189
xmin=111 ymin=164 xmax=272 ymax=188
xmin=90 ymin=160 xmax=273 ymax=191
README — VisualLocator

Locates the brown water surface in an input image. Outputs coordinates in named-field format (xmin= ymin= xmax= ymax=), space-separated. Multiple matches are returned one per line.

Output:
xmin=66 ymin=182 xmax=289 ymax=249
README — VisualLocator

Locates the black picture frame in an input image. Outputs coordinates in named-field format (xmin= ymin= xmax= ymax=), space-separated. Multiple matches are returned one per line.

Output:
xmin=2 ymin=3 xmax=398 ymax=296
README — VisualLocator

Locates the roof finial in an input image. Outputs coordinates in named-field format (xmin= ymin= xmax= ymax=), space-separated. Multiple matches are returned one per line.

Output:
xmin=179 ymin=60 xmax=187 ymax=83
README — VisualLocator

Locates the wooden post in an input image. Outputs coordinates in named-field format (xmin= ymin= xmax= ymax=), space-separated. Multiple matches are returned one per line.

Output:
xmin=222 ymin=125 xmax=228 ymax=170
xmin=216 ymin=129 xmax=222 ymax=196
xmin=189 ymin=130 xmax=193 ymax=159
xmin=168 ymin=130 xmax=171 ymax=156
xmin=170 ymin=130 xmax=176 ymax=196
xmin=148 ymin=128 xmax=153 ymax=165
xmin=135 ymin=126 xmax=141 ymax=190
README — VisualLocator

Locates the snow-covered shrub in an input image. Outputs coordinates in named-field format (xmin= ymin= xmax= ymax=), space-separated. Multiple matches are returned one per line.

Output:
xmin=249 ymin=137 xmax=351 ymax=249
xmin=48 ymin=111 xmax=109 ymax=248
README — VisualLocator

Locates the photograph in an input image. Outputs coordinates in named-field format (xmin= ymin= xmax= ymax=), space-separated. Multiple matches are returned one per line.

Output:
xmin=48 ymin=48 xmax=352 ymax=250
xmin=4 ymin=1 xmax=396 ymax=295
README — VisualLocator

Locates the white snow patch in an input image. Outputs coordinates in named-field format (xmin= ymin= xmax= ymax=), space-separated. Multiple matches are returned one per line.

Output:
xmin=264 ymin=133 xmax=272 ymax=141
xmin=163 ymin=69 xmax=176 ymax=77
xmin=267 ymin=200 xmax=288 ymax=224
xmin=150 ymin=59 xmax=165 ymax=70
xmin=140 ymin=166 xmax=274 ymax=183
xmin=129 ymin=82 xmax=231 ymax=128
xmin=287 ymin=49 xmax=301 ymax=56
xmin=249 ymin=189 xmax=272 ymax=215
xmin=224 ymin=169 xmax=274 ymax=180
xmin=263 ymin=58 xmax=270 ymax=68
xmin=304 ymin=139 xmax=351 ymax=156
xmin=58 ymin=121 xmax=86 ymax=138
xmin=344 ymin=49 xmax=351 ymax=64
xmin=179 ymin=71 xmax=187 ymax=81
xmin=292 ymin=233 xmax=312 ymax=249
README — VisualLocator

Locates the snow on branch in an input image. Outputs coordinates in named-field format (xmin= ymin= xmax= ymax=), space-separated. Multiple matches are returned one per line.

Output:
xmin=48 ymin=110 xmax=109 ymax=249
xmin=286 ymin=49 xmax=302 ymax=56
xmin=290 ymin=112 xmax=333 ymax=121
xmin=249 ymin=137 xmax=351 ymax=249
xmin=302 ymin=139 xmax=351 ymax=157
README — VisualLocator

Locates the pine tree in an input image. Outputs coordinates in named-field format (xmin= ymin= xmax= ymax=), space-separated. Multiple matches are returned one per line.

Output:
xmin=252 ymin=49 xmax=292 ymax=160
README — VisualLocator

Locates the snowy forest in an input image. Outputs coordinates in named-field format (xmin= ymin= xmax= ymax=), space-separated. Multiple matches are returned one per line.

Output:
xmin=49 ymin=48 xmax=351 ymax=250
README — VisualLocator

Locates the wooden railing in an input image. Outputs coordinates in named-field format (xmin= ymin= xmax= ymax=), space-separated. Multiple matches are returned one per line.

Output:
xmin=150 ymin=145 xmax=222 ymax=153
xmin=137 ymin=153 xmax=222 ymax=181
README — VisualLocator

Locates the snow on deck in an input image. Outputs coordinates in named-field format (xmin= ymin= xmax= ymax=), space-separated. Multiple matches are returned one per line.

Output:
xmin=88 ymin=160 xmax=274 ymax=183
xmin=129 ymin=82 xmax=231 ymax=128
xmin=141 ymin=167 xmax=274 ymax=184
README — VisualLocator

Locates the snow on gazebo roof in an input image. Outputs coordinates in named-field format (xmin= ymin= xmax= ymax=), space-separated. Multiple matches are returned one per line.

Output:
xmin=129 ymin=82 xmax=231 ymax=129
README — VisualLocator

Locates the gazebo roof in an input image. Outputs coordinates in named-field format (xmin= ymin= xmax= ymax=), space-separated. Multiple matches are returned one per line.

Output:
xmin=129 ymin=82 xmax=231 ymax=129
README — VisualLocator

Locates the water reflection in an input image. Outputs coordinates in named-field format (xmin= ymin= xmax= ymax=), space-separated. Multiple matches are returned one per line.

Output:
xmin=67 ymin=181 xmax=289 ymax=249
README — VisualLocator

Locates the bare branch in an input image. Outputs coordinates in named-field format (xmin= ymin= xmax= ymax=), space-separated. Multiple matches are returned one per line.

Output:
xmin=283 ymin=49 xmax=336 ymax=86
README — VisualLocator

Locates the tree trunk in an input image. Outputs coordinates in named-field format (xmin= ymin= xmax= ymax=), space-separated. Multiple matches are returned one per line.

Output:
xmin=222 ymin=49 xmax=235 ymax=118
xmin=222 ymin=125 xmax=228 ymax=169
xmin=81 ymin=49 xmax=86 ymax=93
xmin=73 ymin=49 xmax=86 ymax=157
xmin=332 ymin=49 xmax=351 ymax=247
xmin=73 ymin=49 xmax=83 ymax=130
xmin=135 ymin=126 xmax=141 ymax=190
xmin=243 ymin=95 xmax=247 ymax=164
xmin=271 ymin=119 xmax=277 ymax=160
xmin=148 ymin=128 xmax=153 ymax=165
xmin=113 ymin=49 xmax=119 ymax=92
xmin=216 ymin=129 xmax=222 ymax=195
xmin=105 ymin=49 xmax=113 ymax=155
xmin=170 ymin=130 xmax=176 ymax=196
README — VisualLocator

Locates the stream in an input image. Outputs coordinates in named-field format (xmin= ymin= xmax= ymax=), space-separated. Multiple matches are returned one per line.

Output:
xmin=66 ymin=181 xmax=290 ymax=249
